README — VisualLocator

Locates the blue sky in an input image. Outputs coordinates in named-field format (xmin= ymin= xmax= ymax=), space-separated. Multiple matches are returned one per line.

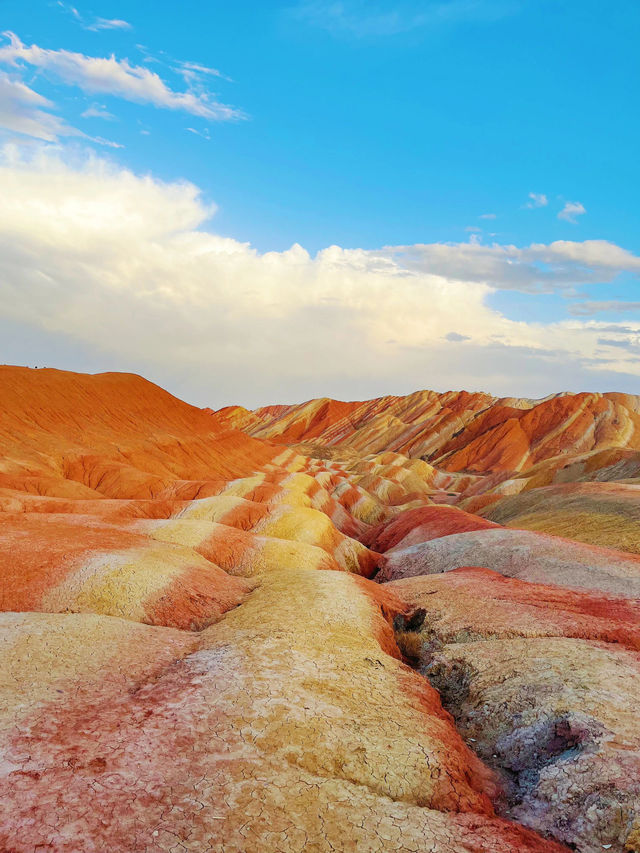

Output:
xmin=0 ymin=0 xmax=639 ymax=405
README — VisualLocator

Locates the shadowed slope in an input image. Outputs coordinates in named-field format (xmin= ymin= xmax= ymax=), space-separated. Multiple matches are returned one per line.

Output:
xmin=484 ymin=481 xmax=640 ymax=554
xmin=387 ymin=569 xmax=640 ymax=852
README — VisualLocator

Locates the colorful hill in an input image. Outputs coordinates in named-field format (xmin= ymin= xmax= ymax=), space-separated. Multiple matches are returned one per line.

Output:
xmin=1 ymin=367 xmax=639 ymax=853
xmin=213 ymin=389 xmax=640 ymax=474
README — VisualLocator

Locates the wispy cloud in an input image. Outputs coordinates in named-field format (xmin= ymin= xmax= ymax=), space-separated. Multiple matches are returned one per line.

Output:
xmin=0 ymin=73 xmax=77 ymax=142
xmin=290 ymin=0 xmax=521 ymax=38
xmin=177 ymin=60 xmax=231 ymax=83
xmin=186 ymin=126 xmax=211 ymax=140
xmin=81 ymin=102 xmax=115 ymax=120
xmin=479 ymin=212 xmax=496 ymax=219
xmin=524 ymin=191 xmax=548 ymax=209
xmin=56 ymin=3 xmax=82 ymax=23
xmin=569 ymin=300 xmax=640 ymax=317
xmin=0 ymin=72 xmax=119 ymax=145
xmin=0 ymin=32 xmax=242 ymax=121
xmin=558 ymin=200 xmax=586 ymax=223
xmin=86 ymin=18 xmax=132 ymax=32
xmin=56 ymin=3 xmax=132 ymax=32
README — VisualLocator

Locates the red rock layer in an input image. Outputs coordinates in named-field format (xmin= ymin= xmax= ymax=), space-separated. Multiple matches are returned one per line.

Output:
xmin=0 ymin=366 xmax=280 ymax=499
xmin=215 ymin=388 xmax=640 ymax=476
xmin=4 ymin=366 xmax=640 ymax=852
xmin=364 ymin=504 xmax=499 ymax=551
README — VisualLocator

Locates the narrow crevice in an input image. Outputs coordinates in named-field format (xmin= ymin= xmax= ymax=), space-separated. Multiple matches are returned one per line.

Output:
xmin=389 ymin=612 xmax=620 ymax=852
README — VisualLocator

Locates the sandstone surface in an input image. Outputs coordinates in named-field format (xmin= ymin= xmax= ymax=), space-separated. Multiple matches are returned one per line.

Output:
xmin=2 ymin=368 xmax=639 ymax=852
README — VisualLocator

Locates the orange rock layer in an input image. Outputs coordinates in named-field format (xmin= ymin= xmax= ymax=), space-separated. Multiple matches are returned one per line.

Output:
xmin=2 ymin=367 xmax=640 ymax=853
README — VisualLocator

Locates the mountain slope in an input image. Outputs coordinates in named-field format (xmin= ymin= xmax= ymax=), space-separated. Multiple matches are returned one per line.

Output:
xmin=1 ymin=366 xmax=639 ymax=853
xmin=219 ymin=388 xmax=640 ymax=475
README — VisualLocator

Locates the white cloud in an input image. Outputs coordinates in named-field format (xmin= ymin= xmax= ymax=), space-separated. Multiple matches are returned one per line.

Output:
xmin=56 ymin=3 xmax=132 ymax=32
xmin=86 ymin=18 xmax=132 ymax=32
xmin=540 ymin=240 xmax=640 ymax=270
xmin=81 ymin=103 xmax=115 ymax=120
xmin=558 ymin=200 xmax=586 ymax=223
xmin=569 ymin=301 xmax=640 ymax=317
xmin=524 ymin=192 xmax=548 ymax=209
xmin=1 ymin=146 xmax=639 ymax=406
xmin=180 ymin=61 xmax=225 ymax=76
xmin=177 ymin=60 xmax=231 ymax=86
xmin=386 ymin=238 xmax=640 ymax=292
xmin=0 ymin=73 xmax=78 ymax=142
xmin=186 ymin=127 xmax=212 ymax=140
xmin=0 ymin=32 xmax=241 ymax=121
xmin=56 ymin=2 xmax=82 ymax=21
xmin=597 ymin=336 xmax=640 ymax=352
xmin=0 ymin=72 xmax=119 ymax=146
xmin=479 ymin=213 xmax=496 ymax=219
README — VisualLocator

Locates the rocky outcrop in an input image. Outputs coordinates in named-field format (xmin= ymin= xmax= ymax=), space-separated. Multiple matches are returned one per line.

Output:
xmin=387 ymin=569 xmax=640 ymax=851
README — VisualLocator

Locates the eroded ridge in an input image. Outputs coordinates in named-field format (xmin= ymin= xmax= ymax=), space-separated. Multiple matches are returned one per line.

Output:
xmin=387 ymin=569 xmax=640 ymax=852
xmin=1 ymin=367 xmax=639 ymax=851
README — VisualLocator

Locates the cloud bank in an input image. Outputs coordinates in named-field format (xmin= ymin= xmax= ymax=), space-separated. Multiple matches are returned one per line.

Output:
xmin=1 ymin=146 xmax=639 ymax=407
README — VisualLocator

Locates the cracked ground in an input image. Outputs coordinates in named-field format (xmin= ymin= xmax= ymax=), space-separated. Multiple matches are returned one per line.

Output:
xmin=1 ymin=366 xmax=639 ymax=852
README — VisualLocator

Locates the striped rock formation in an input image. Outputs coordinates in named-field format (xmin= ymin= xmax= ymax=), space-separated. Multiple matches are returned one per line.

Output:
xmin=388 ymin=568 xmax=640 ymax=851
xmin=483 ymin=481 xmax=640 ymax=554
xmin=1 ymin=367 xmax=640 ymax=852
xmin=213 ymin=389 xmax=640 ymax=474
